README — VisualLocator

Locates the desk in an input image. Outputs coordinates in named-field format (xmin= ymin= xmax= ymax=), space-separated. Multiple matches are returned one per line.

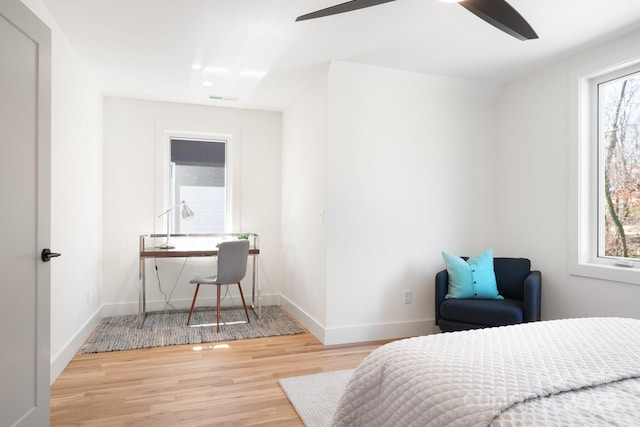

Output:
xmin=138 ymin=233 xmax=260 ymax=328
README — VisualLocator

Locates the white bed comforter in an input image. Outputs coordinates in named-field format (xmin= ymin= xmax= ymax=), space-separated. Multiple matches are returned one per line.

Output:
xmin=332 ymin=317 xmax=640 ymax=426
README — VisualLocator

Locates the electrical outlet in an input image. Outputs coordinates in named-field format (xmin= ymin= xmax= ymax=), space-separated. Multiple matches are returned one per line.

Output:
xmin=403 ymin=289 xmax=411 ymax=304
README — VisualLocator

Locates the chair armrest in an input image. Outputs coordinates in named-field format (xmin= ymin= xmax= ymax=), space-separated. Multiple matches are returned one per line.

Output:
xmin=522 ymin=270 xmax=541 ymax=322
xmin=435 ymin=270 xmax=449 ymax=325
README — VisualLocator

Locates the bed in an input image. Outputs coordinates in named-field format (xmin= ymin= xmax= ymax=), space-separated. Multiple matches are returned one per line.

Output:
xmin=332 ymin=317 xmax=640 ymax=426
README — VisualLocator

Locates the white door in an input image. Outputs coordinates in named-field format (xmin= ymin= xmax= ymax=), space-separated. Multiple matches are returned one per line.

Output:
xmin=0 ymin=1 xmax=52 ymax=426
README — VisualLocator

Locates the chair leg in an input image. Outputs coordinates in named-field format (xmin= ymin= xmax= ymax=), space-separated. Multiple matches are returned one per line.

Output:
xmin=216 ymin=285 xmax=221 ymax=333
xmin=187 ymin=284 xmax=200 ymax=325
xmin=237 ymin=282 xmax=250 ymax=324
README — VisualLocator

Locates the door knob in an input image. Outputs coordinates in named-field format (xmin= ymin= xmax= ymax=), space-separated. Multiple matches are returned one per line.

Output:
xmin=41 ymin=248 xmax=61 ymax=262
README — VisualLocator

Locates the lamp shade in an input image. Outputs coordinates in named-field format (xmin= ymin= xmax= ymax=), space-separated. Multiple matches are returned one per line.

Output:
xmin=181 ymin=202 xmax=195 ymax=220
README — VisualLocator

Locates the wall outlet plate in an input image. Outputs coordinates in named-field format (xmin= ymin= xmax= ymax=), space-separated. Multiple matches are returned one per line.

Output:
xmin=403 ymin=289 xmax=411 ymax=304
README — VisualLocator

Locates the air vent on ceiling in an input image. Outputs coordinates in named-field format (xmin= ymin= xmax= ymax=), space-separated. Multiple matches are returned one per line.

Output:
xmin=209 ymin=95 xmax=239 ymax=102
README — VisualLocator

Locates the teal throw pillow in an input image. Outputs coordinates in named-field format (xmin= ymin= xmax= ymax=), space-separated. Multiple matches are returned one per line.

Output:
xmin=441 ymin=249 xmax=503 ymax=300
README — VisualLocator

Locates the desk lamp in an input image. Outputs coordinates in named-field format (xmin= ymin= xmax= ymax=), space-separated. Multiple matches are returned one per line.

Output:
xmin=158 ymin=200 xmax=195 ymax=249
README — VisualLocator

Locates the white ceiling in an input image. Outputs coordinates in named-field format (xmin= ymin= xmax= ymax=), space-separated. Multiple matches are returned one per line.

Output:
xmin=41 ymin=0 xmax=640 ymax=111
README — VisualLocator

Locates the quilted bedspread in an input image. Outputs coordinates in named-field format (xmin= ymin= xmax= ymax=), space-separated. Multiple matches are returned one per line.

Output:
xmin=332 ymin=317 xmax=640 ymax=426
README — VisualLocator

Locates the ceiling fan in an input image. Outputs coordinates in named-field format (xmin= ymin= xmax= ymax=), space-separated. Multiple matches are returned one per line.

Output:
xmin=296 ymin=0 xmax=538 ymax=41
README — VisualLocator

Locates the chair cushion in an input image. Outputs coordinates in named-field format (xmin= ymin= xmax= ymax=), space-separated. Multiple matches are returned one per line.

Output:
xmin=189 ymin=276 xmax=218 ymax=285
xmin=440 ymin=298 xmax=523 ymax=327
xmin=438 ymin=319 xmax=487 ymax=333
xmin=442 ymin=250 xmax=503 ymax=300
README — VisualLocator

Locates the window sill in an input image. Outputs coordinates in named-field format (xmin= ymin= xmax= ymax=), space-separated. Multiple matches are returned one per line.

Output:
xmin=569 ymin=261 xmax=640 ymax=285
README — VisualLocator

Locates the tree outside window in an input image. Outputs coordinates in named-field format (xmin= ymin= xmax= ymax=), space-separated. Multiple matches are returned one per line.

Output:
xmin=600 ymin=73 xmax=640 ymax=259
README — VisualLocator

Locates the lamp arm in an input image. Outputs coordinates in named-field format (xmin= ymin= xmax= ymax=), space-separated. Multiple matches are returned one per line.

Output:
xmin=157 ymin=201 xmax=194 ymax=249
xmin=158 ymin=200 xmax=186 ymax=218
xmin=157 ymin=201 xmax=184 ymax=249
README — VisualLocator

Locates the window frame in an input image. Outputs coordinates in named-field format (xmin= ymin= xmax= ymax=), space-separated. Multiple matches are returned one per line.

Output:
xmin=569 ymin=48 xmax=640 ymax=284
xmin=155 ymin=126 xmax=238 ymax=235
xmin=170 ymin=137 xmax=228 ymax=234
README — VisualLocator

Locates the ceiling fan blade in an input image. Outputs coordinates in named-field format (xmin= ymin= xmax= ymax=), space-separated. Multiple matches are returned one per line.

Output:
xmin=459 ymin=0 xmax=538 ymax=41
xmin=296 ymin=0 xmax=396 ymax=22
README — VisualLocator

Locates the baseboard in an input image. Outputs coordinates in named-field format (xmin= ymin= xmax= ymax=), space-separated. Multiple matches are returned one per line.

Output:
xmin=50 ymin=305 xmax=102 ymax=385
xmin=101 ymin=293 xmax=282 ymax=317
xmin=280 ymin=295 xmax=439 ymax=346
xmin=323 ymin=319 xmax=439 ymax=345
xmin=279 ymin=297 xmax=327 ymax=341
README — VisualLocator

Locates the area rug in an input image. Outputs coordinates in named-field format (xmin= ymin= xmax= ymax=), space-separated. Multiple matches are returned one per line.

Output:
xmin=279 ymin=369 xmax=354 ymax=427
xmin=79 ymin=305 xmax=305 ymax=354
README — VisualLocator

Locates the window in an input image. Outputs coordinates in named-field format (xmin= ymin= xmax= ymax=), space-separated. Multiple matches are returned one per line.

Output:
xmin=598 ymin=71 xmax=640 ymax=260
xmin=170 ymin=138 xmax=228 ymax=233
xmin=570 ymin=52 xmax=640 ymax=283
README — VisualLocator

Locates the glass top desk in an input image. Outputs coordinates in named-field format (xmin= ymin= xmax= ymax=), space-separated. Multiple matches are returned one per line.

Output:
xmin=138 ymin=233 xmax=260 ymax=328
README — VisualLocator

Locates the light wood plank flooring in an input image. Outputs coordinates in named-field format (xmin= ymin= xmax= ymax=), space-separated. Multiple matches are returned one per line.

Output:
xmin=51 ymin=331 xmax=391 ymax=426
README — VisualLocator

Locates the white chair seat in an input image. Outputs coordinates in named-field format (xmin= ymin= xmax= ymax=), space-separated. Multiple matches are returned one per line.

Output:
xmin=189 ymin=276 xmax=217 ymax=285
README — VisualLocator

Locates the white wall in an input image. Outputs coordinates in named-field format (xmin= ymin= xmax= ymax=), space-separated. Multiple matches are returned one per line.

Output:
xmin=280 ymin=67 xmax=329 ymax=339
xmin=282 ymin=61 xmax=499 ymax=344
xmin=22 ymin=0 xmax=104 ymax=384
xmin=495 ymin=30 xmax=640 ymax=321
xmin=102 ymin=98 xmax=282 ymax=315
xmin=30 ymin=0 xmax=640 ymax=381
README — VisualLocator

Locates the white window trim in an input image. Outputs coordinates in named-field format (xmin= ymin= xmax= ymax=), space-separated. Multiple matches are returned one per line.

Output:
xmin=154 ymin=122 xmax=240 ymax=235
xmin=569 ymin=46 xmax=640 ymax=285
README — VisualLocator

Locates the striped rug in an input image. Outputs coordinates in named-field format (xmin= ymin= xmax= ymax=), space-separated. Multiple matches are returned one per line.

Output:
xmin=79 ymin=305 xmax=305 ymax=354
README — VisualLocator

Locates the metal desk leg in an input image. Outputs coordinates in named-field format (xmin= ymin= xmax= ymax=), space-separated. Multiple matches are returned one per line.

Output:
xmin=138 ymin=255 xmax=146 ymax=328
xmin=251 ymin=254 xmax=261 ymax=319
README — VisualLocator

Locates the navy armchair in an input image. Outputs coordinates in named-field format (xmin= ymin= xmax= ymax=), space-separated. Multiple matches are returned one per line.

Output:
xmin=435 ymin=257 xmax=541 ymax=332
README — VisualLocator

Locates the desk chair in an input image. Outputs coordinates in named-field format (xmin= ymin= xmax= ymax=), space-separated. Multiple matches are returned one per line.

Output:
xmin=187 ymin=239 xmax=250 ymax=332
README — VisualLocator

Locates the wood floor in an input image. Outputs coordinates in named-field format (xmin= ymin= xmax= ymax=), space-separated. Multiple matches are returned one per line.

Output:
xmin=50 ymin=331 xmax=391 ymax=426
